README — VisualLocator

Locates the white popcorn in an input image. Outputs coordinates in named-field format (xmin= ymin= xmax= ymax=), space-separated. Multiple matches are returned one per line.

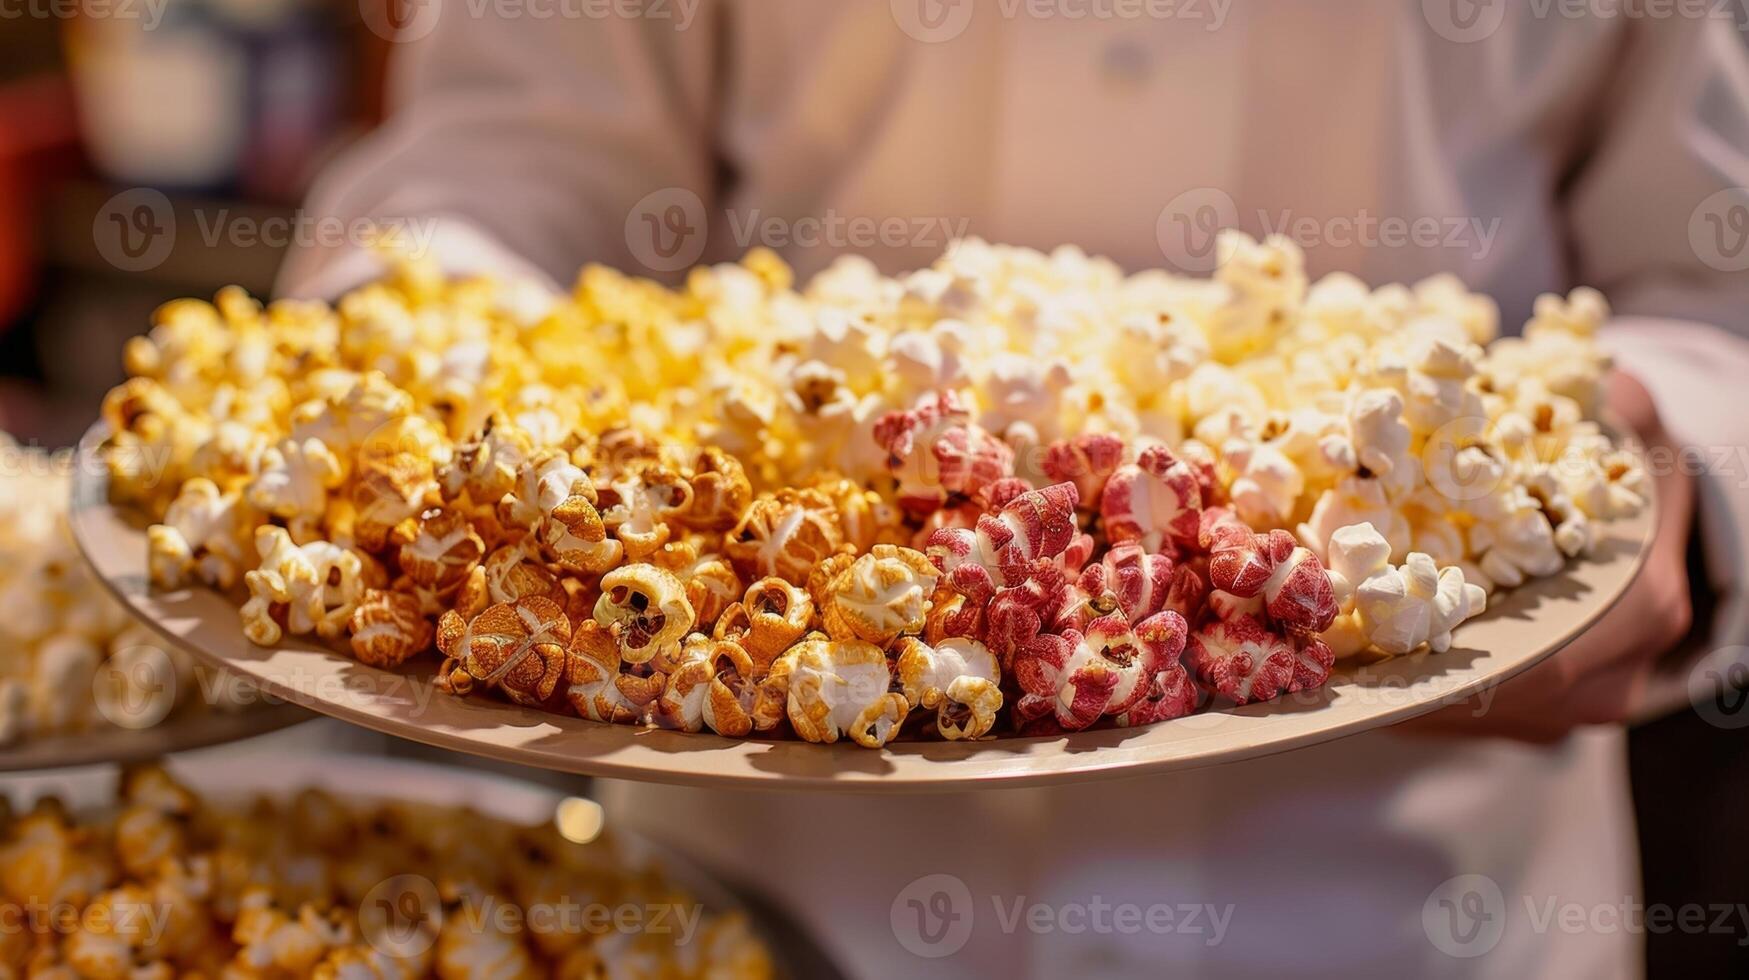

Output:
xmin=1299 ymin=475 xmax=1411 ymax=562
xmin=248 ymin=438 xmax=343 ymax=525
xmin=1324 ymin=523 xmax=1487 ymax=655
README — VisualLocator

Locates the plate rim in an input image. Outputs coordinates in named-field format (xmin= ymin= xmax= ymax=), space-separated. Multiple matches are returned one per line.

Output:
xmin=68 ymin=422 xmax=1657 ymax=792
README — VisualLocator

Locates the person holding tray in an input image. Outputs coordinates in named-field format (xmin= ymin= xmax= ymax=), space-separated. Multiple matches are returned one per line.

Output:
xmin=279 ymin=6 xmax=1744 ymax=976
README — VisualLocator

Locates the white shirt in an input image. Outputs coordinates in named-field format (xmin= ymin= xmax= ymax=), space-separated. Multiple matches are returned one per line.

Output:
xmin=279 ymin=5 xmax=1749 ymax=976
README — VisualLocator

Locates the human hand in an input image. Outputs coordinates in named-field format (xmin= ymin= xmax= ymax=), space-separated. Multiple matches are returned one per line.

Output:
xmin=1396 ymin=370 xmax=1696 ymax=743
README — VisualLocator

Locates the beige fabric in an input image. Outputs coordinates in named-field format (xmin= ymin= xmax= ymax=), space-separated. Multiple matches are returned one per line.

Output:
xmin=279 ymin=6 xmax=1749 ymax=977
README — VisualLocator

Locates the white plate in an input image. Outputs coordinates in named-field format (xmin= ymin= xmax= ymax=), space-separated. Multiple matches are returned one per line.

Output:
xmin=69 ymin=424 xmax=1656 ymax=791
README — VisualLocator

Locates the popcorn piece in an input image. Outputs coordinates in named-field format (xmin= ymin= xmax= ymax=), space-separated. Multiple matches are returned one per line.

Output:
xmin=349 ymin=589 xmax=433 ymax=668
xmin=775 ymin=636 xmax=910 ymax=748
xmin=593 ymin=564 xmax=694 ymax=665
xmin=1012 ymin=625 xmax=1144 ymax=731
xmin=813 ymin=545 xmax=939 ymax=646
xmin=658 ymin=635 xmax=759 ymax=737
xmin=894 ymin=636 xmax=1002 ymax=740
xmin=927 ymin=482 xmax=1081 ymax=601
xmin=725 ymin=488 xmax=849 ymax=585
xmin=679 ymin=447 xmax=752 ymax=531
xmin=1101 ymin=445 xmax=1203 ymax=554
xmin=599 ymin=464 xmax=692 ymax=560
xmin=435 ymin=596 xmax=571 ymax=706
xmin=479 ymin=538 xmax=566 ymax=606
xmin=248 ymin=438 xmax=344 ymax=527
xmin=652 ymin=537 xmax=741 ymax=628
xmin=240 ymin=528 xmax=366 ymax=645
xmin=1325 ymin=523 xmax=1487 ymax=655
xmin=1076 ymin=543 xmax=1176 ymax=626
xmin=1186 ymin=614 xmax=1298 ymax=705
xmin=562 ymin=619 xmax=650 ymax=724
xmin=873 ymin=390 xmax=1014 ymax=515
xmin=148 ymin=478 xmax=254 ymax=590
xmin=398 ymin=508 xmax=485 ymax=590
xmin=1042 ymin=432 xmax=1126 ymax=512
xmin=713 ymin=577 xmax=813 ymax=674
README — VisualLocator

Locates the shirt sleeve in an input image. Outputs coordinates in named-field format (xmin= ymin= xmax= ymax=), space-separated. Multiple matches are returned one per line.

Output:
xmin=1563 ymin=19 xmax=1749 ymax=663
xmin=274 ymin=4 xmax=722 ymax=299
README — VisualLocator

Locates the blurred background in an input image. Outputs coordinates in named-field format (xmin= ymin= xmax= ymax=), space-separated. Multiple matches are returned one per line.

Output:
xmin=0 ymin=7 xmax=1746 ymax=976
xmin=0 ymin=0 xmax=384 ymax=444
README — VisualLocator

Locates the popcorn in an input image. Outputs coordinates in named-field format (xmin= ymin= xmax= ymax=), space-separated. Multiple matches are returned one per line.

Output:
xmin=249 ymin=438 xmax=344 ymax=530
xmin=659 ymin=635 xmax=761 ymax=736
xmin=1101 ymin=445 xmax=1204 ymax=554
xmin=713 ymin=576 xmax=813 ymax=674
xmin=812 ymin=545 xmax=939 ymax=646
xmin=0 ymin=766 xmax=775 ymax=978
xmin=435 ymin=596 xmax=571 ymax=705
xmin=873 ymin=390 xmax=1014 ymax=515
xmin=108 ymin=238 xmax=1649 ymax=745
xmin=725 ymin=488 xmax=848 ymax=585
xmin=1324 ymin=523 xmax=1487 ymax=655
xmin=771 ymin=636 xmax=910 ymax=747
xmin=349 ymin=589 xmax=434 ymax=668
xmin=241 ymin=528 xmax=366 ymax=646
xmin=894 ymin=636 xmax=1002 ymax=740
xmin=149 ymin=478 xmax=255 ymax=589
xmin=1186 ymin=614 xmax=1299 ymax=705
xmin=593 ymin=564 xmax=694 ymax=665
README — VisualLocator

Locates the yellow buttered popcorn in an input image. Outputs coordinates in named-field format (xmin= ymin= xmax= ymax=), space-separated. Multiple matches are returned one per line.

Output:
xmin=0 ymin=765 xmax=776 ymax=979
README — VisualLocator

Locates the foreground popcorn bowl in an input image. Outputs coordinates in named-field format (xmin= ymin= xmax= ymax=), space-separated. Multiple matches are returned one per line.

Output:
xmin=0 ymin=702 xmax=309 ymax=773
xmin=70 ymin=425 xmax=1656 ymax=791
xmin=2 ymin=752 xmax=825 ymax=979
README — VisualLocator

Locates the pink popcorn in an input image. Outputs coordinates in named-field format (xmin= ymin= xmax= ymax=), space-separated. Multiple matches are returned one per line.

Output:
xmin=1012 ymin=628 xmax=1137 ymax=731
xmin=1042 ymin=433 xmax=1126 ymax=509
xmin=873 ymin=390 xmax=1014 ymax=515
xmin=1290 ymin=635 xmax=1336 ymax=693
xmin=1115 ymin=661 xmax=1199 ymax=727
xmin=926 ymin=482 xmax=1081 ymax=601
xmin=1100 ymin=445 xmax=1203 ymax=554
xmin=1078 ymin=543 xmax=1176 ymax=625
xmin=1187 ymin=614 xmax=1298 ymax=705
xmin=985 ymin=563 xmax=1080 ymax=666
xmin=1203 ymin=509 xmax=1338 ymax=638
